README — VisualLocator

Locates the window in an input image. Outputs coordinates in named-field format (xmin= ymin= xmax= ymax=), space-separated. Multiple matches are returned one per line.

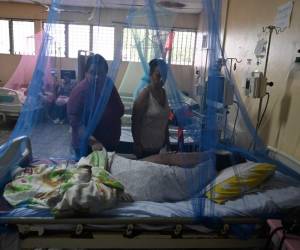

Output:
xmin=93 ymin=26 xmax=114 ymax=60
xmin=13 ymin=21 xmax=35 ymax=55
xmin=122 ymin=28 xmax=196 ymax=65
xmin=68 ymin=24 xmax=90 ymax=58
xmin=122 ymin=28 xmax=146 ymax=62
xmin=0 ymin=20 xmax=10 ymax=54
xmin=147 ymin=29 xmax=169 ymax=61
xmin=44 ymin=23 xmax=66 ymax=57
xmin=171 ymin=31 xmax=195 ymax=65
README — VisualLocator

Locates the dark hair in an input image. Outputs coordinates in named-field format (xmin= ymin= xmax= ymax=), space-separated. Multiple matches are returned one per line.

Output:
xmin=149 ymin=58 xmax=167 ymax=76
xmin=85 ymin=54 xmax=108 ymax=74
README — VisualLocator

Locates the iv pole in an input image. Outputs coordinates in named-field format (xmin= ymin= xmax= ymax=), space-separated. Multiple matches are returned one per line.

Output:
xmin=256 ymin=25 xmax=281 ymax=131
xmin=224 ymin=57 xmax=241 ymax=142
xmin=253 ymin=25 xmax=281 ymax=150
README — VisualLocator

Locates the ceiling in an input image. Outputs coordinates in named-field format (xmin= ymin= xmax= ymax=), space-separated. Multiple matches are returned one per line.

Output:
xmin=0 ymin=0 xmax=203 ymax=14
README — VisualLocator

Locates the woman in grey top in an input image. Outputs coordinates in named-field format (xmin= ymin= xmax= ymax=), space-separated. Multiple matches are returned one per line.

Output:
xmin=132 ymin=59 xmax=170 ymax=158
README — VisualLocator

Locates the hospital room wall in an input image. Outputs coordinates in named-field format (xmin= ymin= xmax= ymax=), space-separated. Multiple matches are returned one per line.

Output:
xmin=223 ymin=0 xmax=300 ymax=161
xmin=0 ymin=2 xmax=198 ymax=95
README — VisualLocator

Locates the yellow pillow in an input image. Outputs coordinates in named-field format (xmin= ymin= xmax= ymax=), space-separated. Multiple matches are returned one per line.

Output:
xmin=205 ymin=161 xmax=276 ymax=204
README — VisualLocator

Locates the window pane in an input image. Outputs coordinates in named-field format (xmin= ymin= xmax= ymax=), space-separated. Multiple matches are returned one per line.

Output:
xmin=148 ymin=29 xmax=169 ymax=60
xmin=44 ymin=23 xmax=65 ymax=57
xmin=171 ymin=31 xmax=196 ymax=65
xmin=68 ymin=24 xmax=90 ymax=58
xmin=0 ymin=20 xmax=10 ymax=54
xmin=93 ymin=26 xmax=114 ymax=61
xmin=122 ymin=28 xmax=146 ymax=62
xmin=13 ymin=21 xmax=35 ymax=55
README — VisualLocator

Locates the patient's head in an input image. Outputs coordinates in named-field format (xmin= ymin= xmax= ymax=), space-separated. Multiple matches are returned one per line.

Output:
xmin=85 ymin=54 xmax=108 ymax=83
xmin=149 ymin=58 xmax=168 ymax=88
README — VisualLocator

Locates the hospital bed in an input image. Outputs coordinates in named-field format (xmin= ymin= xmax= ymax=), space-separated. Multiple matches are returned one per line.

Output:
xmin=1 ymin=136 xmax=300 ymax=249
xmin=0 ymin=87 xmax=26 ymax=123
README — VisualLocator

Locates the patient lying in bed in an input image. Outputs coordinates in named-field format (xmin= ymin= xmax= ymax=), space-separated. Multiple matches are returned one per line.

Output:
xmin=2 ymin=149 xmax=219 ymax=217
xmin=108 ymin=151 xmax=215 ymax=202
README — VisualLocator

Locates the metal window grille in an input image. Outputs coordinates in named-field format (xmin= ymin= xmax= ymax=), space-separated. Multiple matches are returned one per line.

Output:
xmin=171 ymin=31 xmax=196 ymax=65
xmin=44 ymin=23 xmax=66 ymax=57
xmin=68 ymin=24 xmax=90 ymax=58
xmin=147 ymin=29 xmax=169 ymax=60
xmin=0 ymin=20 xmax=10 ymax=54
xmin=12 ymin=20 xmax=35 ymax=55
xmin=93 ymin=26 xmax=114 ymax=61
xmin=122 ymin=27 xmax=146 ymax=62
xmin=122 ymin=28 xmax=195 ymax=65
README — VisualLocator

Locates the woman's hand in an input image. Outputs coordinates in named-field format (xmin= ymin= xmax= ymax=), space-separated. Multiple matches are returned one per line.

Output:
xmin=91 ymin=142 xmax=103 ymax=151
xmin=89 ymin=136 xmax=103 ymax=151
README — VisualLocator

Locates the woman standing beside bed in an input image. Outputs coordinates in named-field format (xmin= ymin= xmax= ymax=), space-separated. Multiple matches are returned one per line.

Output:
xmin=67 ymin=54 xmax=124 ymax=158
xmin=132 ymin=59 xmax=170 ymax=158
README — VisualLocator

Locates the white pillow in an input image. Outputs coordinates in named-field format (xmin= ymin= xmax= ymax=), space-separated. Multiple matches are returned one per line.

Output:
xmin=204 ymin=161 xmax=276 ymax=204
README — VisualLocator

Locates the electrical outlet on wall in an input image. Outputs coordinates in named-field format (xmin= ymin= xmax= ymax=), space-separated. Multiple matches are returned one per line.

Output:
xmin=295 ymin=42 xmax=300 ymax=63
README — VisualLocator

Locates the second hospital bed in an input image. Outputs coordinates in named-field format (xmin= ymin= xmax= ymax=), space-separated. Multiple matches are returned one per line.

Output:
xmin=0 ymin=87 xmax=26 ymax=123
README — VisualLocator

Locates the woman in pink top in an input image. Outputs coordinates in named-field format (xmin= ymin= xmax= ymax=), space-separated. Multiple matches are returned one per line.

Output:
xmin=68 ymin=54 xmax=124 ymax=158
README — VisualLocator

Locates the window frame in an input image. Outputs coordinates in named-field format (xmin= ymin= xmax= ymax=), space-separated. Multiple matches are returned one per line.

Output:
xmin=68 ymin=23 xmax=91 ymax=59
xmin=43 ymin=22 xmax=67 ymax=58
xmin=170 ymin=29 xmax=196 ymax=66
xmin=12 ymin=19 xmax=35 ymax=56
xmin=121 ymin=26 xmax=196 ymax=66
xmin=2 ymin=18 xmax=196 ymax=66
xmin=0 ymin=19 xmax=11 ymax=55
xmin=92 ymin=25 xmax=115 ymax=61
xmin=42 ymin=22 xmax=117 ymax=60
xmin=122 ymin=27 xmax=148 ymax=63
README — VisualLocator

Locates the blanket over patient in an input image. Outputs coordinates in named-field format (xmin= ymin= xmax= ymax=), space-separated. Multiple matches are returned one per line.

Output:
xmin=3 ymin=150 xmax=124 ymax=216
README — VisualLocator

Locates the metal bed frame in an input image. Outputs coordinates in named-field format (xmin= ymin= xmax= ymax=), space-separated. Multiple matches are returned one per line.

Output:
xmin=0 ymin=217 xmax=268 ymax=249
xmin=2 ymin=137 xmax=300 ymax=249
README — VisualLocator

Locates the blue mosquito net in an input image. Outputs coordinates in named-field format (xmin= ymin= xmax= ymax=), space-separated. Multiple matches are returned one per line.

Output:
xmin=0 ymin=0 xmax=298 ymax=228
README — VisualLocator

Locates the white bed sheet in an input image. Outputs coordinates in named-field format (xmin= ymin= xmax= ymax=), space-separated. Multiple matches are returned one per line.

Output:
xmin=102 ymin=172 xmax=300 ymax=218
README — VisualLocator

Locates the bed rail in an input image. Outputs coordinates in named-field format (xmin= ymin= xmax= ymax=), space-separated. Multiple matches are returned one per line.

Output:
xmin=0 ymin=216 xmax=264 ymax=225
xmin=0 ymin=216 xmax=268 ymax=249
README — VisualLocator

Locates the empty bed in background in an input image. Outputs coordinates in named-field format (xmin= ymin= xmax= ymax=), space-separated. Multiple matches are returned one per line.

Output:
xmin=0 ymin=87 xmax=26 ymax=122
